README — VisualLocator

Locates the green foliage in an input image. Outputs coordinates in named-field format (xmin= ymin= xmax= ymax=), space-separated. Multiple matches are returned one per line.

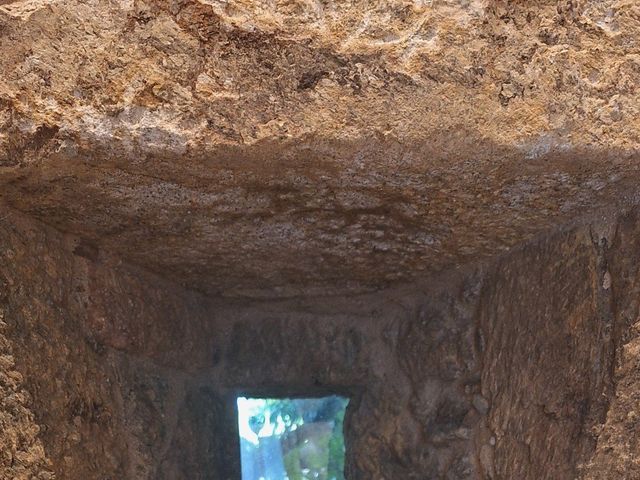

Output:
xmin=246 ymin=396 xmax=348 ymax=480
xmin=327 ymin=405 xmax=346 ymax=480
xmin=283 ymin=450 xmax=303 ymax=480
xmin=265 ymin=398 xmax=304 ymax=432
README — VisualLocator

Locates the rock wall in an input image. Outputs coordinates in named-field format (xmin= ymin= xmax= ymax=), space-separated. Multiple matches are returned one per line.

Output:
xmin=581 ymin=210 xmax=640 ymax=479
xmin=1 ymin=205 xmax=640 ymax=479
xmin=0 ymin=314 xmax=53 ymax=480
xmin=0 ymin=0 xmax=638 ymax=297
xmin=0 ymin=210 xmax=230 ymax=479
xmin=1 ymin=0 xmax=639 ymax=477
xmin=478 ymin=225 xmax=613 ymax=478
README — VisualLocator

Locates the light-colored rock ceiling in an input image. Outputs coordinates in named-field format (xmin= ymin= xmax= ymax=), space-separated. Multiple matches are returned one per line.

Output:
xmin=0 ymin=0 xmax=639 ymax=297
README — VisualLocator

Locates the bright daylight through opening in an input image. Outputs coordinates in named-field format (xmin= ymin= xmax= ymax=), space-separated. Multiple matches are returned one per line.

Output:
xmin=237 ymin=396 xmax=349 ymax=480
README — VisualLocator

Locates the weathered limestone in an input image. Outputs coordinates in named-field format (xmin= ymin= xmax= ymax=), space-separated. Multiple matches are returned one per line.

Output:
xmin=0 ymin=315 xmax=53 ymax=480
xmin=1 ymin=1 xmax=639 ymax=478
xmin=1 ymin=206 xmax=639 ymax=478
xmin=0 ymin=0 xmax=638 ymax=297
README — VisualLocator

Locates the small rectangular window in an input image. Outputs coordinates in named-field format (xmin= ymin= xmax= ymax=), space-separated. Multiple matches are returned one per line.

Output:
xmin=237 ymin=395 xmax=349 ymax=480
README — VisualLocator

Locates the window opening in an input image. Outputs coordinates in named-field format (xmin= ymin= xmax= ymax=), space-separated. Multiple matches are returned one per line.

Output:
xmin=237 ymin=395 xmax=349 ymax=480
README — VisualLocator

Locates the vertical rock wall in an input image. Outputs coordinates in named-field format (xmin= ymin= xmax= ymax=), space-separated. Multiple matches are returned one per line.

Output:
xmin=582 ymin=210 xmax=640 ymax=479
xmin=0 ymin=313 xmax=53 ymax=479
xmin=0 ymin=211 xmax=228 ymax=479
xmin=477 ymin=226 xmax=613 ymax=478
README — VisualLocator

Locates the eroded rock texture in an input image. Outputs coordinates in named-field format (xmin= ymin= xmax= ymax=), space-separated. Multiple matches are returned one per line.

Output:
xmin=1 ymin=0 xmax=640 ymax=478
xmin=0 ymin=207 xmax=639 ymax=479
xmin=0 ymin=213 xmax=232 ymax=479
xmin=0 ymin=316 xmax=53 ymax=480
xmin=0 ymin=0 xmax=639 ymax=296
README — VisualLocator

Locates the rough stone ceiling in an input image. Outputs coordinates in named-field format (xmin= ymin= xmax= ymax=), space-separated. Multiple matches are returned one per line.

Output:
xmin=0 ymin=0 xmax=638 ymax=297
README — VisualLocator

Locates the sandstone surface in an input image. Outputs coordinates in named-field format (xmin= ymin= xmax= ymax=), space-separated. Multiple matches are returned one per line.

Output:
xmin=1 ymin=1 xmax=640 ymax=478
xmin=0 ymin=0 xmax=638 ymax=296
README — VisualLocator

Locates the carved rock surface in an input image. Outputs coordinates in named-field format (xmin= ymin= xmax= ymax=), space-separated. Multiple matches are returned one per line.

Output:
xmin=0 ymin=0 xmax=639 ymax=296
xmin=2 ymin=204 xmax=640 ymax=479
xmin=0 ymin=315 xmax=53 ymax=480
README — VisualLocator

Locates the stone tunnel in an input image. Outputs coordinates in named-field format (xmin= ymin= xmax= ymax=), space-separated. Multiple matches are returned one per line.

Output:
xmin=0 ymin=0 xmax=639 ymax=478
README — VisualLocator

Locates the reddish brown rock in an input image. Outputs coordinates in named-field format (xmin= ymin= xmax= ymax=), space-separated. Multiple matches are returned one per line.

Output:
xmin=0 ymin=0 xmax=638 ymax=297
xmin=0 ymin=1 xmax=639 ymax=478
